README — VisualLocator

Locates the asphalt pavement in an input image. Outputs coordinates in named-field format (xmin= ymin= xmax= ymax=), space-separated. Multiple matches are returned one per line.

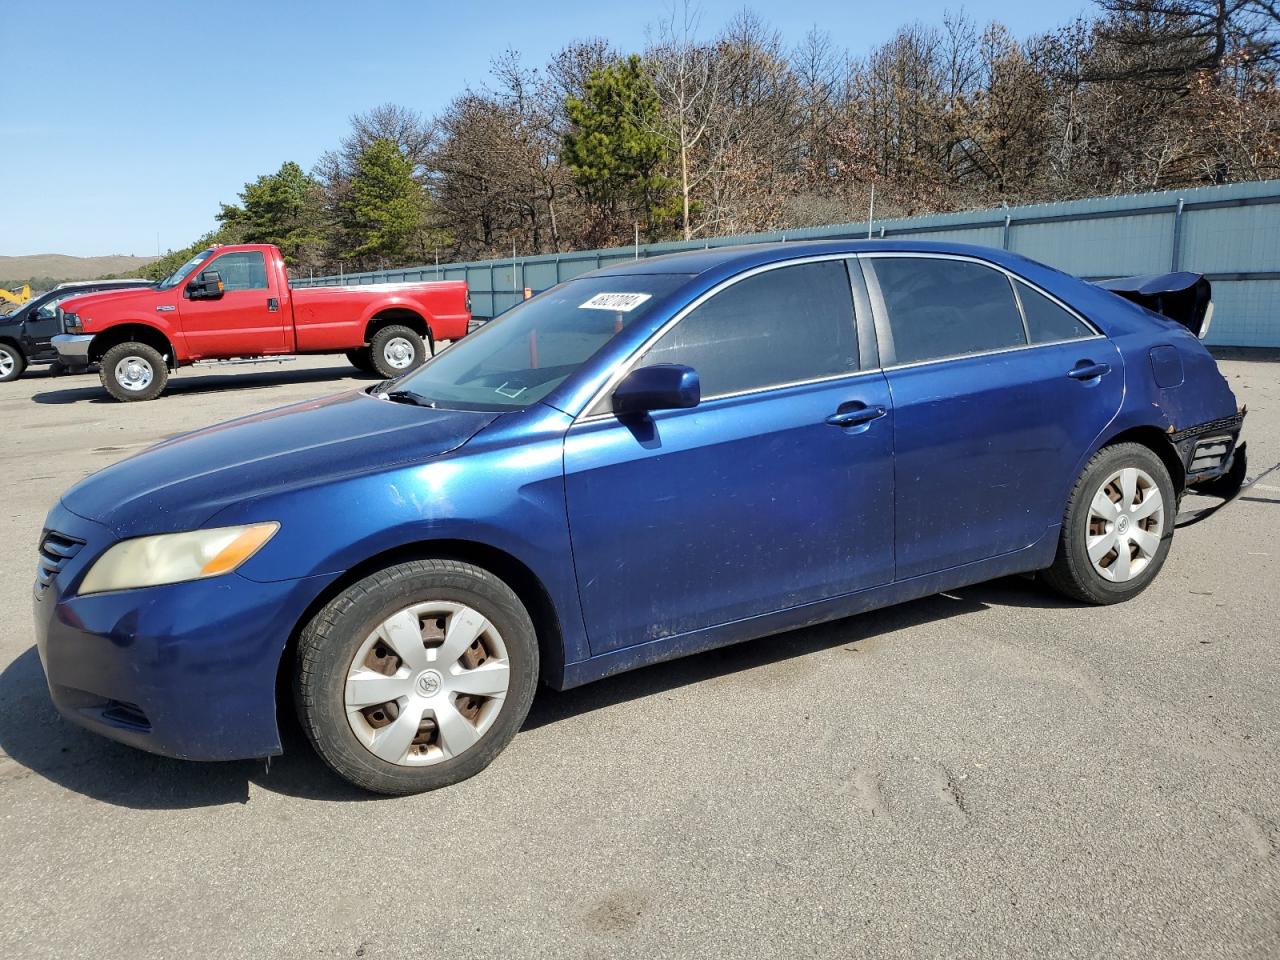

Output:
xmin=0 ymin=355 xmax=1277 ymax=959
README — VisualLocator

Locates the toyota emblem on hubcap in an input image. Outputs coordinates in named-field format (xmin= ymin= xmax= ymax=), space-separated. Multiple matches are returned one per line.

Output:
xmin=415 ymin=670 xmax=443 ymax=697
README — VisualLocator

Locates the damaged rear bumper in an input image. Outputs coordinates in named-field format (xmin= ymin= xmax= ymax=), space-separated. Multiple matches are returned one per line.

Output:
xmin=1170 ymin=411 xmax=1246 ymax=481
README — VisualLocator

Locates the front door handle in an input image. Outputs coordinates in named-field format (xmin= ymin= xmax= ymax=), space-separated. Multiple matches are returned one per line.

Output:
xmin=826 ymin=404 xmax=887 ymax=428
xmin=267 ymin=297 xmax=280 ymax=312
xmin=1068 ymin=361 xmax=1111 ymax=380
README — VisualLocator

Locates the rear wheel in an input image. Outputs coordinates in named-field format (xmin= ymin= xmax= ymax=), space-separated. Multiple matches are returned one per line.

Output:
xmin=369 ymin=325 xmax=428 ymax=379
xmin=294 ymin=559 xmax=539 ymax=795
xmin=99 ymin=341 xmax=168 ymax=402
xmin=1042 ymin=442 xmax=1176 ymax=604
xmin=0 ymin=343 xmax=25 ymax=383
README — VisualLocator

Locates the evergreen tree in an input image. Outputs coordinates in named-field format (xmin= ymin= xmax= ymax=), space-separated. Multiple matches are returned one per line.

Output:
xmin=563 ymin=55 xmax=671 ymax=237
xmin=217 ymin=161 xmax=327 ymax=270
xmin=342 ymin=138 xmax=432 ymax=266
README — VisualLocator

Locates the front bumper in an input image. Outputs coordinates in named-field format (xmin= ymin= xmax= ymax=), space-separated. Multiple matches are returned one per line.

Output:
xmin=51 ymin=333 xmax=93 ymax=363
xmin=33 ymin=501 xmax=331 ymax=761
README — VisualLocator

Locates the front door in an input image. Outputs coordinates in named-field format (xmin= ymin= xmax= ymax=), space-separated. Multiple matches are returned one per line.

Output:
xmin=862 ymin=254 xmax=1124 ymax=580
xmin=564 ymin=258 xmax=895 ymax=655
xmin=178 ymin=249 xmax=287 ymax=358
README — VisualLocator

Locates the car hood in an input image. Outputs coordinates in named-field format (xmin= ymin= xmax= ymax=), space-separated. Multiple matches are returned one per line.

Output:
xmin=59 ymin=286 xmax=161 ymax=316
xmin=61 ymin=389 xmax=502 ymax=537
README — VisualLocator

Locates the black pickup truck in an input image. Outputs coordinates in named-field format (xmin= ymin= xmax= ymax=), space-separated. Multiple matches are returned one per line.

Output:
xmin=0 ymin=279 xmax=153 ymax=382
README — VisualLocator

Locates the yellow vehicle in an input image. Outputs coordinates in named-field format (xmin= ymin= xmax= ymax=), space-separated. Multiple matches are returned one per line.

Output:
xmin=0 ymin=284 xmax=32 ymax=308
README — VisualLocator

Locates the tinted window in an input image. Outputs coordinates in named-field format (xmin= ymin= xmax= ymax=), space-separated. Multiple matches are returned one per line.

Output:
xmin=1016 ymin=280 xmax=1094 ymax=343
xmin=872 ymin=257 xmax=1026 ymax=365
xmin=203 ymin=252 xmax=268 ymax=292
xmin=638 ymin=260 xmax=858 ymax=398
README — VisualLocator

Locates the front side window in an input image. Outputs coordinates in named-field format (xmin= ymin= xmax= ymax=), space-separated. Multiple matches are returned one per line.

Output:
xmin=391 ymin=274 xmax=689 ymax=410
xmin=637 ymin=259 xmax=859 ymax=398
xmin=871 ymin=257 xmax=1027 ymax=365
xmin=202 ymin=251 xmax=268 ymax=292
xmin=1016 ymin=280 xmax=1095 ymax=343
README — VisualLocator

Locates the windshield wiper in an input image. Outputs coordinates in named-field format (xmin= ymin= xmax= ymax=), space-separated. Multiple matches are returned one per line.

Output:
xmin=383 ymin=388 xmax=437 ymax=408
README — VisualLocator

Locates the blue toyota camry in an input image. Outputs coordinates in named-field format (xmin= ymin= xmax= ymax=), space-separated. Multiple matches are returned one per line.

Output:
xmin=34 ymin=241 xmax=1247 ymax=794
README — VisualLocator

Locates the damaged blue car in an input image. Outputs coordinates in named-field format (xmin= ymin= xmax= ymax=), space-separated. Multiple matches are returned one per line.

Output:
xmin=34 ymin=241 xmax=1246 ymax=794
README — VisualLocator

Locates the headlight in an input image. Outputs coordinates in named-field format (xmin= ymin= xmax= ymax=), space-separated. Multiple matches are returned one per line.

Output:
xmin=63 ymin=312 xmax=81 ymax=330
xmin=79 ymin=523 xmax=279 ymax=595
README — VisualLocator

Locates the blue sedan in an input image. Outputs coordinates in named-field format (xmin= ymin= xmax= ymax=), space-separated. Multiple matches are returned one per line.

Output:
xmin=34 ymin=241 xmax=1246 ymax=794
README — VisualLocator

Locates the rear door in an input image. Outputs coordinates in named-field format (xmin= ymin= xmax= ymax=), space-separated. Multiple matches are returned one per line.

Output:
xmin=178 ymin=250 xmax=288 ymax=358
xmin=563 ymin=257 xmax=895 ymax=655
xmin=862 ymin=254 xmax=1123 ymax=580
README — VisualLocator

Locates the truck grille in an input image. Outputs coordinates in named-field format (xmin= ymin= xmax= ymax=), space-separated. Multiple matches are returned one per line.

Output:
xmin=36 ymin=530 xmax=84 ymax=594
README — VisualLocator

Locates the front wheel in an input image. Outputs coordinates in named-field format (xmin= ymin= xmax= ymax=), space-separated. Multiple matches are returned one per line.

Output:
xmin=0 ymin=342 xmax=26 ymax=383
xmin=1042 ymin=442 xmax=1176 ymax=605
xmin=369 ymin=325 xmax=428 ymax=379
xmin=294 ymin=559 xmax=539 ymax=795
xmin=99 ymin=342 xmax=168 ymax=402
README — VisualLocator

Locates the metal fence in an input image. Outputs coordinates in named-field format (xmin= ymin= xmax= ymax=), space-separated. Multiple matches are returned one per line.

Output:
xmin=293 ymin=179 xmax=1280 ymax=348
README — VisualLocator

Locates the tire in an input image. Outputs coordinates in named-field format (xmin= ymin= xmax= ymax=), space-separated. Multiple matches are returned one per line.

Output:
xmin=345 ymin=347 xmax=376 ymax=374
xmin=1042 ymin=442 xmax=1177 ymax=605
xmin=1190 ymin=441 xmax=1247 ymax=500
xmin=0 ymin=342 xmax=26 ymax=383
xmin=369 ymin=325 xmax=427 ymax=379
xmin=99 ymin=342 xmax=168 ymax=402
xmin=294 ymin=559 xmax=539 ymax=796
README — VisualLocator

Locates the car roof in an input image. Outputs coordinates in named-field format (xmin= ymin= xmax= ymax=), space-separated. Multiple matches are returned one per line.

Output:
xmin=589 ymin=239 xmax=1037 ymax=279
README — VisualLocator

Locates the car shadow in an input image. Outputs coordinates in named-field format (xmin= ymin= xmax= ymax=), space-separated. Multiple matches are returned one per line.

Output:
xmin=30 ymin=366 xmax=381 ymax=405
xmin=0 ymin=577 xmax=1065 ymax=809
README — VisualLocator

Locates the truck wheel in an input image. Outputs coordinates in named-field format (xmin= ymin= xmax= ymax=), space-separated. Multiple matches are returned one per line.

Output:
xmin=99 ymin=342 xmax=168 ymax=402
xmin=345 ymin=347 xmax=376 ymax=374
xmin=1041 ymin=443 xmax=1176 ymax=605
xmin=293 ymin=559 xmax=539 ymax=795
xmin=370 ymin=325 xmax=427 ymax=379
xmin=0 ymin=343 xmax=26 ymax=383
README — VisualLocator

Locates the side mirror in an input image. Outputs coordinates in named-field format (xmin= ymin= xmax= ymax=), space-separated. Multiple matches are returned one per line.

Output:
xmin=612 ymin=364 xmax=700 ymax=416
xmin=187 ymin=271 xmax=224 ymax=300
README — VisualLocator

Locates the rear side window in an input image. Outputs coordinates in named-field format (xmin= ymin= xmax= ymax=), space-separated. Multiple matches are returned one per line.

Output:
xmin=639 ymin=259 xmax=858 ymax=398
xmin=871 ymin=257 xmax=1026 ymax=365
xmin=1016 ymin=281 xmax=1094 ymax=343
xmin=204 ymin=252 xmax=268 ymax=292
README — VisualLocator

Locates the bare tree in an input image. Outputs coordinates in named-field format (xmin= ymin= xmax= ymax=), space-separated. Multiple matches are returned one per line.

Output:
xmin=646 ymin=1 xmax=723 ymax=240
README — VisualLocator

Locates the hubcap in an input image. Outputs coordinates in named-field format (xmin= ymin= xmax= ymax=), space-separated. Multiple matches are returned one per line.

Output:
xmin=115 ymin=356 xmax=154 ymax=392
xmin=1086 ymin=466 xmax=1165 ymax=583
xmin=0 ymin=349 xmax=13 ymax=376
xmin=383 ymin=337 xmax=416 ymax=370
xmin=344 ymin=602 xmax=510 ymax=766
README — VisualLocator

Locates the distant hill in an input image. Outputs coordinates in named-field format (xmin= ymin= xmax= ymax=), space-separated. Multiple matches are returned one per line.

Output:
xmin=0 ymin=253 xmax=159 ymax=289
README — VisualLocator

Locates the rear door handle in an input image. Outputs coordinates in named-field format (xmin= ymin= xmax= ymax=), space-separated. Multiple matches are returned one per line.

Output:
xmin=1068 ymin=361 xmax=1111 ymax=380
xmin=826 ymin=404 xmax=887 ymax=427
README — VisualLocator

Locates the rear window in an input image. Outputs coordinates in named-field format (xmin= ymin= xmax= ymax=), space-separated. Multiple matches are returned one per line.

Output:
xmin=1016 ymin=281 xmax=1095 ymax=343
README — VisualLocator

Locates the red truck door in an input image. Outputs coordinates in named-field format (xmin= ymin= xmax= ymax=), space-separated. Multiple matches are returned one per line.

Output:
xmin=178 ymin=249 xmax=288 ymax=358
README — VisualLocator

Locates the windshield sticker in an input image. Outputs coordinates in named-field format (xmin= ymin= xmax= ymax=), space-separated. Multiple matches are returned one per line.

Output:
xmin=578 ymin=292 xmax=652 ymax=312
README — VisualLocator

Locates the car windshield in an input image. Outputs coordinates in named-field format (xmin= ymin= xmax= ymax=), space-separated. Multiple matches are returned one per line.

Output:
xmin=156 ymin=249 xmax=214 ymax=290
xmin=389 ymin=274 xmax=689 ymax=410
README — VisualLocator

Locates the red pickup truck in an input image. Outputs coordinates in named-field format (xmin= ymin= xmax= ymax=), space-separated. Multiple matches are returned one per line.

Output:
xmin=53 ymin=243 xmax=470 ymax=401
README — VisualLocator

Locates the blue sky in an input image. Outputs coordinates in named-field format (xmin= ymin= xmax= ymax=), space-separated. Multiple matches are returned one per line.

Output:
xmin=1 ymin=1 xmax=1084 ymax=257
